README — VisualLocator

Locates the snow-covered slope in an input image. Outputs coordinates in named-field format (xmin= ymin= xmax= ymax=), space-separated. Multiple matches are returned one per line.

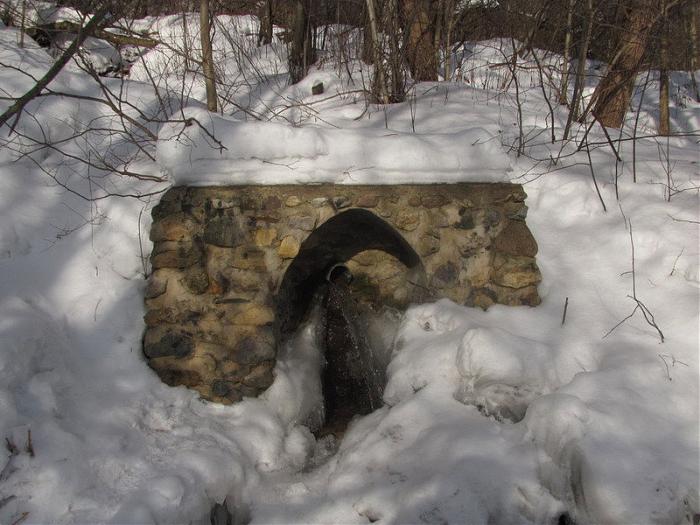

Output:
xmin=0 ymin=16 xmax=698 ymax=525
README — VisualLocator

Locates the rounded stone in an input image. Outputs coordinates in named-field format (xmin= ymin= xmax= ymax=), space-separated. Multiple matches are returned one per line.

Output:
xmin=493 ymin=221 xmax=538 ymax=257
xmin=285 ymin=196 xmax=303 ymax=207
xmin=278 ymin=236 xmax=301 ymax=259
xmin=394 ymin=210 xmax=420 ymax=231
xmin=254 ymin=228 xmax=278 ymax=247
xmin=144 ymin=331 xmax=194 ymax=359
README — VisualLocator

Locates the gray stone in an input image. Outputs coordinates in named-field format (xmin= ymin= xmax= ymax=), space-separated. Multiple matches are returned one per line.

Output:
xmin=456 ymin=210 xmax=475 ymax=230
xmin=484 ymin=209 xmax=502 ymax=229
xmin=332 ymin=196 xmax=352 ymax=209
xmin=144 ymin=332 xmax=194 ymax=359
xmin=212 ymin=379 xmax=233 ymax=397
xmin=145 ymin=274 xmax=167 ymax=299
xmin=434 ymin=262 xmax=459 ymax=285
xmin=288 ymin=215 xmax=316 ymax=231
xmin=233 ymin=336 xmax=275 ymax=364
xmin=183 ymin=266 xmax=209 ymax=294
xmin=204 ymin=216 xmax=242 ymax=247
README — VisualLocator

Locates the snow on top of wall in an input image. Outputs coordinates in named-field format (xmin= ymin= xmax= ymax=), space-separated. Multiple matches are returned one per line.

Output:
xmin=157 ymin=107 xmax=512 ymax=185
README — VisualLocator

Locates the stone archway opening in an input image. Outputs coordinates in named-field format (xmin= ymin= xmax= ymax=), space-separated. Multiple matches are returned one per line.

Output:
xmin=275 ymin=209 xmax=426 ymax=435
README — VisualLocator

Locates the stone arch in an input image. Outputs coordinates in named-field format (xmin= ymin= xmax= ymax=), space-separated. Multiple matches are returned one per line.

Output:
xmin=275 ymin=208 xmax=425 ymax=340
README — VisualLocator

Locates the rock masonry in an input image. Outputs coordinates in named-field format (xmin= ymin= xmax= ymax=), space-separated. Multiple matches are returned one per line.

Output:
xmin=143 ymin=184 xmax=541 ymax=403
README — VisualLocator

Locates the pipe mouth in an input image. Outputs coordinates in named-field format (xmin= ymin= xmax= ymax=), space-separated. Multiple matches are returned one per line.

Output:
xmin=325 ymin=263 xmax=353 ymax=285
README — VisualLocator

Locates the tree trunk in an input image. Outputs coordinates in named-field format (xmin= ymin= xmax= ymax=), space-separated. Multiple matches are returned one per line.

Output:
xmin=361 ymin=3 xmax=374 ymax=65
xmin=385 ymin=0 xmax=405 ymax=101
xmin=200 ymin=0 xmax=218 ymax=112
xmin=443 ymin=0 xmax=455 ymax=81
xmin=689 ymin=0 xmax=699 ymax=102
xmin=288 ymin=0 xmax=315 ymax=84
xmin=563 ymin=0 xmax=593 ymax=139
xmin=365 ymin=0 xmax=389 ymax=103
xmin=559 ymin=0 xmax=575 ymax=105
xmin=402 ymin=0 xmax=438 ymax=81
xmin=19 ymin=0 xmax=26 ymax=48
xmin=658 ymin=1 xmax=670 ymax=136
xmin=591 ymin=0 xmax=657 ymax=129
xmin=258 ymin=0 xmax=273 ymax=46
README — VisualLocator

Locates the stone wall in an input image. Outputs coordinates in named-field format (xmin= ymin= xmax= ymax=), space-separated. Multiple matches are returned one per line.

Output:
xmin=143 ymin=184 xmax=541 ymax=403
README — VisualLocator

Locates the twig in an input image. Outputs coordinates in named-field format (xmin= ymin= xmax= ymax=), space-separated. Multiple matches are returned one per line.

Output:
xmin=605 ymin=221 xmax=665 ymax=343
xmin=667 ymin=214 xmax=700 ymax=225
xmin=561 ymin=297 xmax=569 ymax=326
xmin=11 ymin=512 xmax=29 ymax=525
xmin=669 ymin=248 xmax=684 ymax=276
xmin=585 ymin=141 xmax=607 ymax=212
xmin=5 ymin=438 xmax=18 ymax=456
xmin=24 ymin=430 xmax=33 ymax=458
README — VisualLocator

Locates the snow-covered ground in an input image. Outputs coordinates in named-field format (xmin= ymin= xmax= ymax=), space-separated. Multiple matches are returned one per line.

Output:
xmin=0 ymin=12 xmax=698 ymax=525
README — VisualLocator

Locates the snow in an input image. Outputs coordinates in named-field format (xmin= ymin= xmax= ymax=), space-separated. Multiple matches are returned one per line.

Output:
xmin=1 ymin=11 xmax=699 ymax=525
xmin=157 ymin=106 xmax=511 ymax=185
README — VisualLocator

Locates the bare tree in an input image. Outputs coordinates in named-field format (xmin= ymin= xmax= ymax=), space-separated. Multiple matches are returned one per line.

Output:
xmin=200 ymin=0 xmax=218 ymax=111
xmin=658 ymin=0 xmax=670 ymax=136
xmin=402 ymin=0 xmax=438 ymax=81
xmin=688 ymin=0 xmax=699 ymax=102
xmin=288 ymin=0 xmax=315 ymax=84
xmin=591 ymin=0 xmax=658 ymax=129
xmin=558 ymin=0 xmax=575 ymax=105
xmin=258 ymin=0 xmax=273 ymax=46
xmin=365 ymin=0 xmax=389 ymax=102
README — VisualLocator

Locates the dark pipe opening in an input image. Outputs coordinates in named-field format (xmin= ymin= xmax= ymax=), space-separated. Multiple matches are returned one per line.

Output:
xmin=275 ymin=209 xmax=423 ymax=341
xmin=275 ymin=209 xmax=425 ymax=436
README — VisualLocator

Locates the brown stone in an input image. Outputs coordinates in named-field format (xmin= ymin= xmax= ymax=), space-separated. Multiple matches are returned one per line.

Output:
xmin=262 ymin=196 xmax=282 ymax=211
xmin=394 ymin=210 xmax=420 ymax=231
xmin=242 ymin=362 xmax=274 ymax=389
xmin=150 ymin=214 xmax=198 ymax=242
xmin=254 ymin=228 xmax=278 ymax=247
xmin=278 ymin=236 xmax=300 ymax=259
xmin=466 ymin=287 xmax=498 ymax=310
xmin=285 ymin=196 xmax=303 ymax=207
xmin=151 ymin=241 xmax=203 ymax=269
xmin=418 ymin=234 xmax=441 ymax=256
xmin=421 ymin=194 xmax=449 ymax=208
xmin=491 ymin=254 xmax=541 ymax=289
xmin=493 ymin=221 xmax=538 ymax=257
xmin=233 ymin=304 xmax=275 ymax=326
xmin=145 ymin=273 xmax=168 ymax=299
xmin=231 ymin=247 xmax=267 ymax=271
xmin=183 ymin=266 xmax=209 ymax=294
xmin=356 ymin=194 xmax=379 ymax=208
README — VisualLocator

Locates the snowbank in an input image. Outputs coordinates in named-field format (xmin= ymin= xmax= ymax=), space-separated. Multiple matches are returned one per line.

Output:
xmin=1 ymin=16 xmax=698 ymax=525
xmin=156 ymin=106 xmax=511 ymax=184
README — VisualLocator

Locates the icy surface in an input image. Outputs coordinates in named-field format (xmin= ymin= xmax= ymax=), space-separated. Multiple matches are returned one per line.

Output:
xmin=1 ymin=13 xmax=699 ymax=525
